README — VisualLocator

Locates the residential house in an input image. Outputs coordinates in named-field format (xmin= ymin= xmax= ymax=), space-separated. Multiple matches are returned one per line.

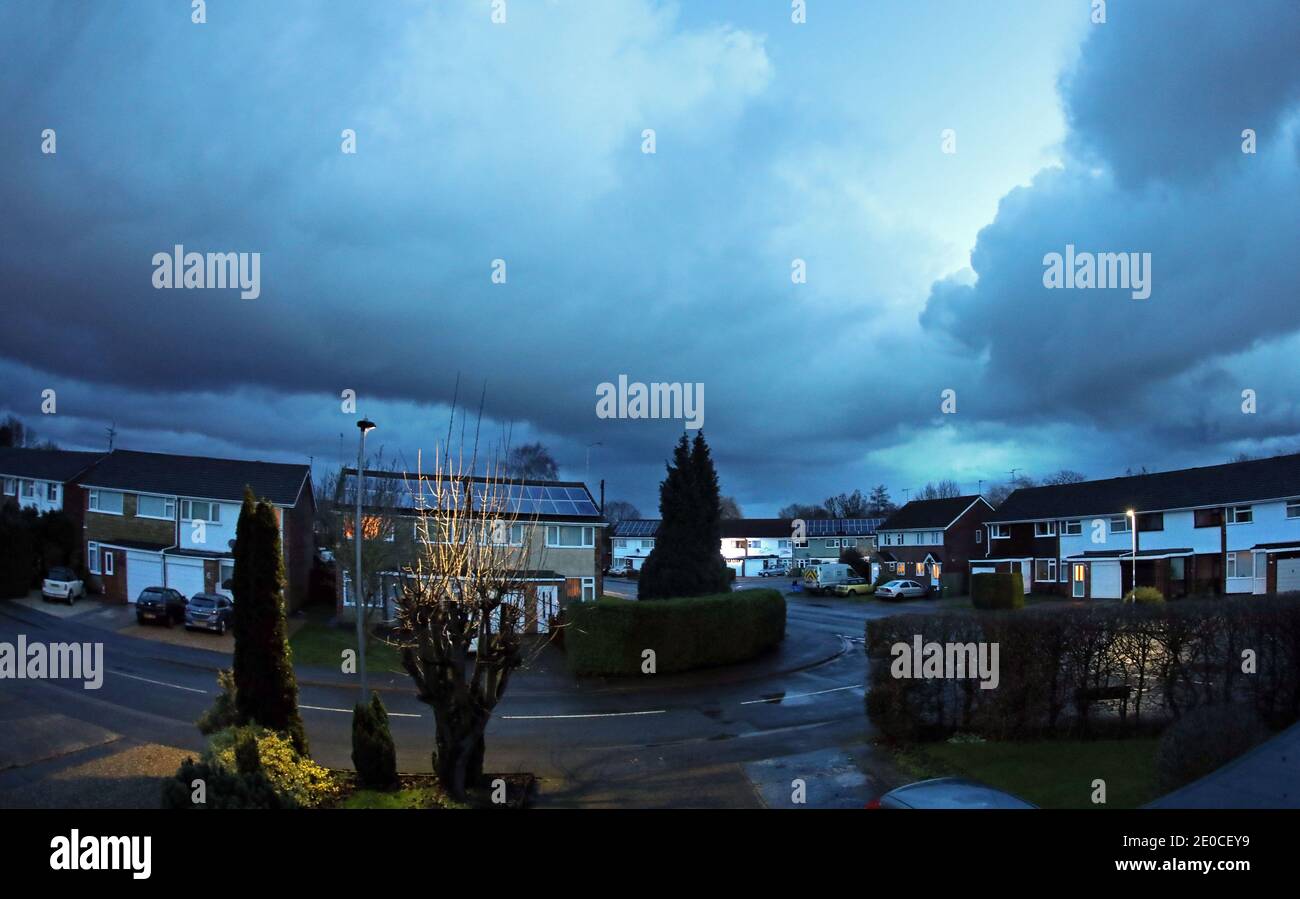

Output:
xmin=78 ymin=450 xmax=315 ymax=609
xmin=335 ymin=470 xmax=605 ymax=631
xmin=876 ymin=495 xmax=993 ymax=592
xmin=791 ymin=518 xmax=883 ymax=569
xmin=0 ymin=448 xmax=104 ymax=534
xmin=973 ymin=453 xmax=1300 ymax=599
xmin=612 ymin=517 xmax=877 ymax=576
xmin=719 ymin=519 xmax=795 ymax=576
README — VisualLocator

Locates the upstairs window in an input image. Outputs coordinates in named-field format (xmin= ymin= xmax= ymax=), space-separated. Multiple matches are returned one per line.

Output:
xmin=1062 ymin=520 xmax=1082 ymax=535
xmin=136 ymin=494 xmax=175 ymax=519
xmin=1034 ymin=522 xmax=1056 ymax=537
xmin=1227 ymin=506 xmax=1253 ymax=525
xmin=1288 ymin=501 xmax=1300 ymax=520
xmin=1194 ymin=508 xmax=1223 ymax=528
xmin=181 ymin=499 xmax=221 ymax=523
xmin=1109 ymin=515 xmax=1131 ymax=534
xmin=1 ymin=477 xmax=14 ymax=495
xmin=1137 ymin=512 xmax=1164 ymax=532
xmin=46 ymin=482 xmax=59 ymax=502
xmin=89 ymin=490 xmax=124 ymax=515
xmin=546 ymin=525 xmax=595 ymax=548
xmin=989 ymin=524 xmax=1010 ymax=539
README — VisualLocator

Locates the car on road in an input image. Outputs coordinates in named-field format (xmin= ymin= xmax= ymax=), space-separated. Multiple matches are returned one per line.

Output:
xmin=867 ymin=777 xmax=1037 ymax=809
xmin=757 ymin=565 xmax=789 ymax=578
xmin=184 ymin=593 xmax=234 ymax=635
xmin=875 ymin=579 xmax=928 ymax=600
xmin=832 ymin=578 xmax=874 ymax=597
xmin=41 ymin=567 xmax=85 ymax=604
xmin=135 ymin=586 xmax=188 ymax=626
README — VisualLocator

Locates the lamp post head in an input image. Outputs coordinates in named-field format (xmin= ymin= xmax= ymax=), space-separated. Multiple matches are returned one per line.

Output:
xmin=357 ymin=418 xmax=376 ymax=433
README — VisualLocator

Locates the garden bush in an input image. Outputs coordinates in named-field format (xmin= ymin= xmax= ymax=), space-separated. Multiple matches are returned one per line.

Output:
xmin=352 ymin=693 xmax=398 ymax=789
xmin=1124 ymin=586 xmax=1165 ymax=604
xmin=970 ymin=572 xmax=1024 ymax=610
xmin=162 ymin=725 xmax=338 ymax=809
xmin=865 ymin=596 xmax=1300 ymax=743
xmin=1155 ymin=704 xmax=1271 ymax=793
xmin=566 ymin=588 xmax=786 ymax=676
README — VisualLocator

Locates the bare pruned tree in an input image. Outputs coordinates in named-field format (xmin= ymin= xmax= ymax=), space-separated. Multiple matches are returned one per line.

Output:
xmin=392 ymin=447 xmax=546 ymax=800
xmin=917 ymin=480 xmax=963 ymax=501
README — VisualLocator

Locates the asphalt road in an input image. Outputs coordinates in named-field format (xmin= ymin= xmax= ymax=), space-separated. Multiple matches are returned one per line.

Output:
xmin=0 ymin=592 xmax=930 ymax=808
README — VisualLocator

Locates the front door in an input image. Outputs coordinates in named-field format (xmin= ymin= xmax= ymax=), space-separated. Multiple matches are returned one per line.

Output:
xmin=1254 ymin=551 xmax=1268 ymax=594
xmin=535 ymin=585 xmax=558 ymax=633
xmin=1072 ymin=563 xmax=1086 ymax=598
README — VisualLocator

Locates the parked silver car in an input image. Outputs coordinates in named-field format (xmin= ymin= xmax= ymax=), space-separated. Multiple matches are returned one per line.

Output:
xmin=875 ymin=579 xmax=928 ymax=600
xmin=869 ymin=777 xmax=1037 ymax=809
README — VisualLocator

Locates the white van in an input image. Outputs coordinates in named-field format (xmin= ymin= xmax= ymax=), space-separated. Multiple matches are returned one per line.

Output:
xmin=802 ymin=563 xmax=856 ymax=595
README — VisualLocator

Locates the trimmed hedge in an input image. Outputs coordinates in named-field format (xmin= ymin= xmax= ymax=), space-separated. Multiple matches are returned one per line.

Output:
xmin=565 ymin=589 xmax=786 ymax=676
xmin=971 ymin=572 xmax=1024 ymax=610
xmin=865 ymin=596 xmax=1300 ymax=743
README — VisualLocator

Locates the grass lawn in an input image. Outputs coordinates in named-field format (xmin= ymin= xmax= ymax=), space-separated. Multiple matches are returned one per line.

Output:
xmin=290 ymin=606 xmax=404 ymax=674
xmin=893 ymin=737 xmax=1161 ymax=809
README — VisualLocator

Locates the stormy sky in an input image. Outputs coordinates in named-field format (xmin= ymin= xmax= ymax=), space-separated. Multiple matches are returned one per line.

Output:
xmin=2 ymin=1 xmax=1298 ymax=516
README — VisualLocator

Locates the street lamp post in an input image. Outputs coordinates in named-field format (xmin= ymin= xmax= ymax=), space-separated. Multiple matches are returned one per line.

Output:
xmin=1127 ymin=508 xmax=1137 ymax=599
xmin=355 ymin=418 xmax=376 ymax=702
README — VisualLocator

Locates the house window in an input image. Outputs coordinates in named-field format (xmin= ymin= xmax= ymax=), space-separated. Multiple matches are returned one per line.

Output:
xmin=733 ymin=539 xmax=747 ymax=549
xmin=1062 ymin=520 xmax=1082 ymax=536
xmin=1287 ymin=501 xmax=1300 ymax=519
xmin=546 ymin=525 xmax=595 ymax=548
xmin=1227 ymin=551 xmax=1254 ymax=579
xmin=219 ymin=560 xmax=234 ymax=589
xmin=975 ymin=530 xmax=982 ymax=543
xmin=1170 ymin=557 xmax=1185 ymax=580
xmin=1194 ymin=508 xmax=1224 ymax=528
xmin=989 ymin=524 xmax=1010 ymax=539
xmin=1 ymin=477 xmax=14 ymax=496
xmin=136 ymin=494 xmax=176 ymax=520
xmin=641 ymin=539 xmax=654 ymax=550
xmin=181 ymin=499 xmax=221 ymax=523
xmin=748 ymin=539 xmax=762 ymax=549
xmin=1137 ymin=512 xmax=1164 ymax=532
xmin=914 ymin=562 xmax=925 ymax=576
xmin=89 ymin=490 xmax=124 ymax=514
xmin=1034 ymin=522 xmax=1056 ymax=537
xmin=1059 ymin=558 xmax=1068 ymax=582
xmin=613 ymin=538 xmax=627 ymax=549
xmin=1034 ymin=558 xmax=1057 ymax=582
xmin=581 ymin=577 xmax=596 ymax=601
xmin=1227 ymin=506 xmax=1253 ymax=525
xmin=46 ymin=482 xmax=59 ymax=502
xmin=102 ymin=551 xmax=114 ymax=576
xmin=1109 ymin=515 xmax=1130 ymax=534
xmin=20 ymin=479 xmax=35 ymax=498
xmin=778 ymin=539 xmax=791 ymax=550
xmin=87 ymin=542 xmax=101 ymax=575
xmin=895 ymin=562 xmax=905 ymax=574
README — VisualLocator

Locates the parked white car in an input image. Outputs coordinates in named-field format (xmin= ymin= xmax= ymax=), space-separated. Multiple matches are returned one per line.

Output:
xmin=875 ymin=579 xmax=928 ymax=600
xmin=42 ymin=566 xmax=86 ymax=604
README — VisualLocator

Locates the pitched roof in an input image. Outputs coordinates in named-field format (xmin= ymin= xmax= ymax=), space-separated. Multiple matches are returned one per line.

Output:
xmin=80 ymin=449 xmax=310 ymax=506
xmin=879 ymin=496 xmax=986 ymax=530
xmin=612 ymin=518 xmax=796 ymax=539
xmin=0 ymin=448 xmax=104 ymax=482
xmin=988 ymin=453 xmax=1300 ymax=523
xmin=339 ymin=469 xmax=603 ymax=522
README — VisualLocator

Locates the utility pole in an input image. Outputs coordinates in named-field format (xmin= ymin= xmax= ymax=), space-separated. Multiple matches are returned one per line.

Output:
xmin=354 ymin=418 xmax=376 ymax=703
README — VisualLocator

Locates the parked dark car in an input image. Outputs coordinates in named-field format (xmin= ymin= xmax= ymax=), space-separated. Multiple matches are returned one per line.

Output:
xmin=184 ymin=593 xmax=234 ymax=635
xmin=135 ymin=586 xmax=187 ymax=626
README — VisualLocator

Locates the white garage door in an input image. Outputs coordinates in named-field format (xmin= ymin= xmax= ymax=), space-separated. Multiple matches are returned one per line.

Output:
xmin=126 ymin=552 xmax=163 ymax=603
xmin=168 ymin=558 xmax=206 ymax=599
xmin=1278 ymin=558 xmax=1300 ymax=594
xmin=1091 ymin=561 xmax=1122 ymax=599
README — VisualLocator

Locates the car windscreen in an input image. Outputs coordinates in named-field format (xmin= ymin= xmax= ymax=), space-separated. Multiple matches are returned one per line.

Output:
xmin=48 ymin=568 xmax=75 ymax=580
xmin=189 ymin=597 xmax=216 ymax=609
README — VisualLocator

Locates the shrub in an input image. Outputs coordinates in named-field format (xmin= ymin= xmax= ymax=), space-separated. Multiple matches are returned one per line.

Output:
xmin=566 ymin=588 xmax=786 ymax=676
xmin=840 ymin=547 xmax=872 ymax=580
xmin=197 ymin=669 xmax=240 ymax=735
xmin=971 ymin=572 xmax=1025 ymax=610
xmin=162 ymin=725 xmax=338 ymax=808
xmin=352 ymin=693 xmax=399 ymax=789
xmin=1155 ymin=705 xmax=1272 ymax=793
xmin=1124 ymin=586 xmax=1165 ymax=605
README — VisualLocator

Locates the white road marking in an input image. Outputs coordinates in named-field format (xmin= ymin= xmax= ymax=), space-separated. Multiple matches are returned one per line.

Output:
xmin=301 ymin=703 xmax=421 ymax=718
xmin=740 ymin=684 xmax=862 ymax=705
xmin=113 ymin=671 xmax=209 ymax=695
xmin=502 ymin=709 xmax=666 ymax=720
